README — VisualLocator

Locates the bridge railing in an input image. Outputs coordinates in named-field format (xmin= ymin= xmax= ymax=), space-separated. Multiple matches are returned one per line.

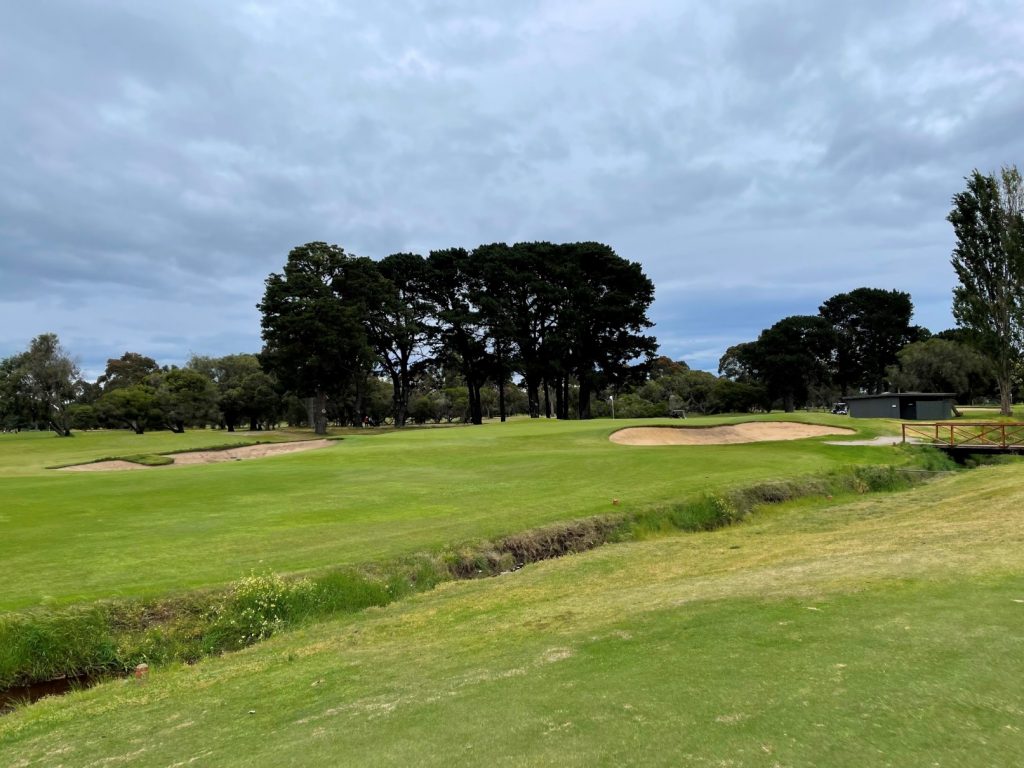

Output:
xmin=902 ymin=422 xmax=1024 ymax=448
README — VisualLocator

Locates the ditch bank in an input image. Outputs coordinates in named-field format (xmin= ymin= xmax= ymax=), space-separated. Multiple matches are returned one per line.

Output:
xmin=1 ymin=452 xmax=957 ymax=712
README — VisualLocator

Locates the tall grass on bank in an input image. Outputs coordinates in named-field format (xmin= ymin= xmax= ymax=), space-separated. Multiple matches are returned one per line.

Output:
xmin=0 ymin=453 xmax=955 ymax=692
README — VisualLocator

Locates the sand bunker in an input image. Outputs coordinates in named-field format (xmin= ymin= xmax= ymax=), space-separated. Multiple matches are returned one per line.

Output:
xmin=60 ymin=439 xmax=334 ymax=472
xmin=610 ymin=423 xmax=855 ymax=446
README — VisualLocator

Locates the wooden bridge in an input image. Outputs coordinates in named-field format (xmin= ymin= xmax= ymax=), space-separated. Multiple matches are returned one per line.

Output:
xmin=902 ymin=422 xmax=1024 ymax=454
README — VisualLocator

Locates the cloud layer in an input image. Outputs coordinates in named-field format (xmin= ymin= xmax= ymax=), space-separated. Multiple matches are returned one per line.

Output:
xmin=2 ymin=0 xmax=1022 ymax=376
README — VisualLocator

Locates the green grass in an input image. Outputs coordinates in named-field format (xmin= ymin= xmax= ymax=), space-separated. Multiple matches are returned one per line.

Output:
xmin=2 ymin=458 xmax=1022 ymax=765
xmin=0 ymin=461 xmax=935 ymax=689
xmin=0 ymin=414 xmax=901 ymax=611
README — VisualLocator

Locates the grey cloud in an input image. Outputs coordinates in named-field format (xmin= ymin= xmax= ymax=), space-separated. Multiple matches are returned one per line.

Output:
xmin=1 ymin=0 xmax=1020 ymax=374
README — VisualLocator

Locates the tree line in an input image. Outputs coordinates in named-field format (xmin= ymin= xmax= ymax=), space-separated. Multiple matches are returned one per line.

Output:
xmin=3 ymin=164 xmax=1019 ymax=432
xmin=258 ymin=241 xmax=656 ymax=433
xmin=0 ymin=240 xmax=657 ymax=436
xmin=598 ymin=288 xmax=998 ymax=418
xmin=591 ymin=164 xmax=1024 ymax=418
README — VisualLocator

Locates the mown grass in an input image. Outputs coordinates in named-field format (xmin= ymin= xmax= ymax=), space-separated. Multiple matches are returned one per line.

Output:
xmin=0 ymin=414 xmax=900 ymax=610
xmin=0 ymin=458 xmax=947 ymax=689
xmin=2 ymin=459 xmax=1022 ymax=766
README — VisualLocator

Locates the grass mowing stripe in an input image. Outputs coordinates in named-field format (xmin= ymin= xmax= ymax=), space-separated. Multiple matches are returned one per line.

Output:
xmin=1 ymin=416 xmax=906 ymax=610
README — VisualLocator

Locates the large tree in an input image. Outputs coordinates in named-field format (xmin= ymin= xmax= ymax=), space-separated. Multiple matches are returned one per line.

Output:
xmin=96 ymin=384 xmax=159 ymax=434
xmin=886 ymin=338 xmax=994 ymax=403
xmin=551 ymin=243 xmax=657 ymax=419
xmin=189 ymin=353 xmax=281 ymax=431
xmin=501 ymin=242 xmax=564 ymax=418
xmin=97 ymin=352 xmax=160 ymax=391
xmin=151 ymin=368 xmax=220 ymax=433
xmin=17 ymin=333 xmax=81 ymax=436
xmin=819 ymin=288 xmax=924 ymax=395
xmin=258 ymin=243 xmax=376 ymax=434
xmin=367 ymin=253 xmax=432 ymax=428
xmin=744 ymin=316 xmax=836 ymax=412
xmin=421 ymin=248 xmax=491 ymax=425
xmin=949 ymin=166 xmax=1024 ymax=415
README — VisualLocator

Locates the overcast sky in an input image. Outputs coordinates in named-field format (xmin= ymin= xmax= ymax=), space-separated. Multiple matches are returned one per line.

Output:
xmin=2 ymin=1 xmax=1022 ymax=378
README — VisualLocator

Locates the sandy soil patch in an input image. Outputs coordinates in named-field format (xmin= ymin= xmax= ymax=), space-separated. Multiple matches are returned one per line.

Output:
xmin=59 ymin=439 xmax=334 ymax=472
xmin=610 ymin=423 xmax=855 ymax=446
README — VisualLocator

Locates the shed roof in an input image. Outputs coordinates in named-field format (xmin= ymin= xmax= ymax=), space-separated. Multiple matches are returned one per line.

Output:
xmin=843 ymin=392 xmax=956 ymax=401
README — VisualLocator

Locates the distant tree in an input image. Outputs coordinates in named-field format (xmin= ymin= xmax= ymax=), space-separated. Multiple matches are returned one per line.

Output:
xmin=746 ymin=316 xmax=836 ymax=412
xmin=258 ymin=243 xmax=376 ymax=434
xmin=649 ymin=356 xmax=689 ymax=378
xmin=819 ymin=288 xmax=924 ymax=394
xmin=17 ymin=333 xmax=81 ymax=436
xmin=949 ymin=166 xmax=1024 ymax=415
xmin=709 ymin=379 xmax=768 ymax=414
xmin=368 ymin=253 xmax=432 ymax=428
xmin=96 ymin=385 xmax=158 ymax=434
xmin=150 ymin=369 xmax=219 ymax=433
xmin=67 ymin=403 xmax=100 ymax=430
xmin=503 ymin=242 xmax=564 ymax=418
xmin=717 ymin=342 xmax=760 ymax=384
xmin=552 ymin=243 xmax=657 ymax=419
xmin=887 ymin=338 xmax=995 ymax=403
xmin=97 ymin=353 xmax=160 ymax=391
xmin=472 ymin=243 xmax=519 ymax=422
xmin=0 ymin=356 xmax=29 ymax=430
xmin=189 ymin=354 xmax=280 ymax=431
xmin=421 ymin=248 xmax=491 ymax=425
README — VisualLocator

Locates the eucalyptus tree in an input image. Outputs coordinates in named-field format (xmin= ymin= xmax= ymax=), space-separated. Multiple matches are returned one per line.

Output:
xmin=96 ymin=352 xmax=160 ymax=391
xmin=886 ymin=338 xmax=994 ymax=402
xmin=17 ymin=333 xmax=81 ymax=436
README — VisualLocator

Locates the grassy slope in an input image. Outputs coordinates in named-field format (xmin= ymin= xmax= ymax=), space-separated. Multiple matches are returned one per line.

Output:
xmin=0 ymin=415 xmax=898 ymax=610
xmin=2 ymin=461 xmax=1022 ymax=766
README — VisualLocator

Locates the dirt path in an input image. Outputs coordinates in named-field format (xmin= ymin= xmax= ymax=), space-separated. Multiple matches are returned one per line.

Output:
xmin=610 ymin=423 xmax=854 ymax=446
xmin=59 ymin=439 xmax=335 ymax=472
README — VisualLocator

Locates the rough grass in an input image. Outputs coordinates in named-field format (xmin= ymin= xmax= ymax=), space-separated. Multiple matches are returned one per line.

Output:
xmin=2 ymin=461 xmax=1023 ymax=765
xmin=0 ymin=415 xmax=904 ymax=611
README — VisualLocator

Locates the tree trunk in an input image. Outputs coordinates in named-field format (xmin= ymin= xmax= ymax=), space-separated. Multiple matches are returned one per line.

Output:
xmin=498 ymin=379 xmax=507 ymax=422
xmin=469 ymin=380 xmax=483 ymax=425
xmin=543 ymin=381 xmax=551 ymax=418
xmin=392 ymin=370 xmax=408 ymax=428
xmin=526 ymin=377 xmax=540 ymax=418
xmin=998 ymin=371 xmax=1013 ymax=416
xmin=783 ymin=392 xmax=795 ymax=413
xmin=353 ymin=376 xmax=365 ymax=428
xmin=313 ymin=390 xmax=328 ymax=435
xmin=577 ymin=378 xmax=592 ymax=420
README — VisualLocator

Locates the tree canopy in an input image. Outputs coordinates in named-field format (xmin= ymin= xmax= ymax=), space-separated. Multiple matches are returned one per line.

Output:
xmin=949 ymin=166 xmax=1024 ymax=415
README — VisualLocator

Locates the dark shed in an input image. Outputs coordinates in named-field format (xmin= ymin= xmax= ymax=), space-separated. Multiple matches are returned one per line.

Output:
xmin=845 ymin=392 xmax=956 ymax=420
